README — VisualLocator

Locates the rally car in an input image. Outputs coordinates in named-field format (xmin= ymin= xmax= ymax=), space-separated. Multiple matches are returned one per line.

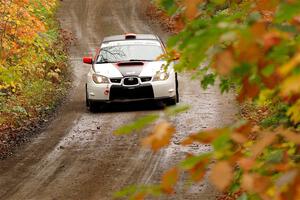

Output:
xmin=83 ymin=33 xmax=179 ymax=112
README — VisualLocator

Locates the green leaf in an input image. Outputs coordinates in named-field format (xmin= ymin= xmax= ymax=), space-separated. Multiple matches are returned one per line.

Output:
xmin=114 ymin=185 xmax=138 ymax=198
xmin=219 ymin=78 xmax=231 ymax=93
xmin=247 ymin=11 xmax=261 ymax=24
xmin=275 ymin=1 xmax=300 ymax=23
xmin=158 ymin=0 xmax=177 ymax=15
xmin=114 ymin=184 xmax=161 ymax=199
xmin=212 ymin=132 xmax=231 ymax=152
xmin=201 ymin=73 xmax=216 ymax=89
xmin=238 ymin=193 xmax=248 ymax=200
xmin=114 ymin=114 xmax=159 ymax=135
xmin=211 ymin=0 xmax=226 ymax=5
xmin=233 ymin=63 xmax=252 ymax=77
xmin=12 ymin=106 xmax=27 ymax=115
xmin=265 ymin=149 xmax=284 ymax=164
xmin=165 ymin=104 xmax=190 ymax=116
xmin=262 ymin=65 xmax=275 ymax=77
xmin=180 ymin=153 xmax=212 ymax=170
xmin=167 ymin=34 xmax=181 ymax=48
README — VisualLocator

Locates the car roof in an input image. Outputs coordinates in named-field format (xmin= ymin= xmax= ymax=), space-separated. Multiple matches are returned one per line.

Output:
xmin=102 ymin=34 xmax=159 ymax=43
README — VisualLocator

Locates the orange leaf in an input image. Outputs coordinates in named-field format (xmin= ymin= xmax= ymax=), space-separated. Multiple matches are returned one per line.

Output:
xmin=238 ymin=158 xmax=255 ymax=171
xmin=181 ymin=128 xmax=228 ymax=145
xmin=255 ymin=0 xmax=279 ymax=12
xmin=188 ymin=158 xmax=209 ymax=182
xmin=231 ymin=132 xmax=248 ymax=144
xmin=250 ymin=132 xmax=277 ymax=158
xmin=161 ymin=167 xmax=179 ymax=194
xmin=241 ymin=173 xmax=270 ymax=194
xmin=251 ymin=22 xmax=267 ymax=39
xmin=279 ymin=171 xmax=300 ymax=200
xmin=263 ymin=31 xmax=282 ymax=51
xmin=237 ymin=77 xmax=260 ymax=102
xmin=280 ymin=129 xmax=300 ymax=144
xmin=183 ymin=0 xmax=203 ymax=20
xmin=142 ymin=122 xmax=175 ymax=151
xmin=209 ymin=161 xmax=233 ymax=191
xmin=261 ymin=72 xmax=280 ymax=89
xmin=235 ymin=122 xmax=253 ymax=134
xmin=189 ymin=167 xmax=205 ymax=182
xmin=213 ymin=49 xmax=236 ymax=75
xmin=134 ymin=193 xmax=145 ymax=200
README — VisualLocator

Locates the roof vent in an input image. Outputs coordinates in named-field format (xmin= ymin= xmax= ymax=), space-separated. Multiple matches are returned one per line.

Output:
xmin=125 ymin=33 xmax=137 ymax=40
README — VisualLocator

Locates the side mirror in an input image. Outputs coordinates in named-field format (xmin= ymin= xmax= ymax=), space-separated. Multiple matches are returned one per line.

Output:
xmin=83 ymin=57 xmax=93 ymax=64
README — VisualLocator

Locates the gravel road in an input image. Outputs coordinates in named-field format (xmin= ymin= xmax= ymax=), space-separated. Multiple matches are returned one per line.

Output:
xmin=0 ymin=0 xmax=238 ymax=199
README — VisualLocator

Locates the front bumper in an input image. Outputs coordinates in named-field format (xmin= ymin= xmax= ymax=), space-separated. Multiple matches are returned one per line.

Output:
xmin=87 ymin=75 xmax=176 ymax=102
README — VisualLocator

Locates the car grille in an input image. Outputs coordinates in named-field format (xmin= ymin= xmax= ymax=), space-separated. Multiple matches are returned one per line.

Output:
xmin=141 ymin=77 xmax=152 ymax=82
xmin=110 ymin=84 xmax=154 ymax=100
xmin=123 ymin=77 xmax=139 ymax=85
xmin=110 ymin=78 xmax=122 ymax=83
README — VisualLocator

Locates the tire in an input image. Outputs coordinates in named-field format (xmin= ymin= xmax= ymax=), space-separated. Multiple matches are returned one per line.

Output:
xmin=165 ymin=97 xmax=177 ymax=106
xmin=89 ymin=100 xmax=98 ymax=112
xmin=86 ymin=85 xmax=99 ymax=112
xmin=175 ymin=73 xmax=179 ymax=103
xmin=85 ymin=84 xmax=90 ymax=107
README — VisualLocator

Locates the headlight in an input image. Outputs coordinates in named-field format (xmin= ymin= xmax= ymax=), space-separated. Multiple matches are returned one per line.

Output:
xmin=153 ymin=70 xmax=169 ymax=81
xmin=92 ymin=74 xmax=109 ymax=84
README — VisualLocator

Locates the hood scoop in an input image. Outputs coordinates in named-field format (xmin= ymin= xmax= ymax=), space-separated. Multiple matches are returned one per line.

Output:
xmin=117 ymin=61 xmax=144 ymax=67
xmin=115 ymin=61 xmax=145 ymax=76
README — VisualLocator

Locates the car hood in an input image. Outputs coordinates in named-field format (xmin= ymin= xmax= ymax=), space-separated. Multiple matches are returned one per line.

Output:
xmin=93 ymin=61 xmax=172 ymax=78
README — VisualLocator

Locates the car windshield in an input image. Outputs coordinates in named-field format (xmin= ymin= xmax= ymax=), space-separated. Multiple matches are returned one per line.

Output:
xmin=96 ymin=44 xmax=164 ymax=63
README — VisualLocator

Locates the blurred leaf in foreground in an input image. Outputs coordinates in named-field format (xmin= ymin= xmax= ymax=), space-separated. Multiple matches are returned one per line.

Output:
xmin=161 ymin=167 xmax=179 ymax=194
xmin=142 ymin=121 xmax=175 ymax=151
xmin=114 ymin=114 xmax=159 ymax=135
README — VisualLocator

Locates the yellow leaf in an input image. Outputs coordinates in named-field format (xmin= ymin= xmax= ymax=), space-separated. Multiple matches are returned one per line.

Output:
xmin=209 ymin=161 xmax=233 ymax=191
xmin=278 ymin=53 xmax=300 ymax=77
xmin=142 ymin=122 xmax=175 ymax=151
xmin=280 ymin=75 xmax=300 ymax=97
xmin=287 ymin=100 xmax=300 ymax=124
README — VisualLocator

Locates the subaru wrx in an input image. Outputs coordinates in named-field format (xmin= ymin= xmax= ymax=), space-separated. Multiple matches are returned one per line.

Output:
xmin=83 ymin=33 xmax=179 ymax=111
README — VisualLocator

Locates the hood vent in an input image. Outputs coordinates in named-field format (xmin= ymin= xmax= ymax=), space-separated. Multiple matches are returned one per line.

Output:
xmin=117 ymin=61 xmax=144 ymax=67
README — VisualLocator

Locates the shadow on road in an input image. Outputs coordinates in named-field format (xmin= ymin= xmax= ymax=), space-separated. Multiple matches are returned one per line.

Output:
xmin=90 ymin=100 xmax=165 ymax=113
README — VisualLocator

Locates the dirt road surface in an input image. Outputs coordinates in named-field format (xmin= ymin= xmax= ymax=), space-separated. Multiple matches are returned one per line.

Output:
xmin=0 ymin=0 xmax=238 ymax=199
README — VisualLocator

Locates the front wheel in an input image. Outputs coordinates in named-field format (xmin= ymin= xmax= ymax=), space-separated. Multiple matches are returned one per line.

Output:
xmin=89 ymin=100 xmax=99 ymax=112
xmin=86 ymin=84 xmax=90 ymax=107
xmin=165 ymin=97 xmax=177 ymax=106
xmin=175 ymin=73 xmax=179 ymax=103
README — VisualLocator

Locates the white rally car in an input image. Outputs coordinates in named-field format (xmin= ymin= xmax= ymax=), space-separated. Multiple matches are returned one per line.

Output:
xmin=83 ymin=33 xmax=179 ymax=111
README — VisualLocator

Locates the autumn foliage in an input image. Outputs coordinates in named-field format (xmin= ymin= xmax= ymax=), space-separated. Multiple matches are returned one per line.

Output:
xmin=117 ymin=0 xmax=300 ymax=199
xmin=0 ymin=0 xmax=70 ymax=146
